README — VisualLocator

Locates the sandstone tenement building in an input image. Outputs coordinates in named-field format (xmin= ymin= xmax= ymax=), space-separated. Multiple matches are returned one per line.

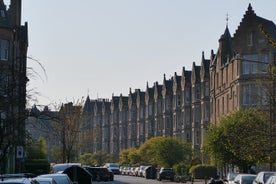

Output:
xmin=79 ymin=4 xmax=276 ymax=161
xmin=0 ymin=0 xmax=28 ymax=172
xmin=25 ymin=4 xmax=276 ymax=163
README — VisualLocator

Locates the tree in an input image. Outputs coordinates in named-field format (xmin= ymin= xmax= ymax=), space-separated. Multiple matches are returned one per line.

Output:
xmin=139 ymin=137 xmax=191 ymax=168
xmin=47 ymin=101 xmax=83 ymax=163
xmin=119 ymin=148 xmax=140 ymax=166
xmin=128 ymin=148 xmax=141 ymax=166
xmin=79 ymin=152 xmax=112 ymax=166
xmin=24 ymin=137 xmax=50 ymax=175
xmin=259 ymin=24 xmax=276 ymax=170
xmin=204 ymin=108 xmax=269 ymax=172
xmin=91 ymin=152 xmax=112 ymax=166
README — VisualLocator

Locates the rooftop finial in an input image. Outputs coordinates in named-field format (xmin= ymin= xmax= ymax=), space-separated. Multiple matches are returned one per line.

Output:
xmin=248 ymin=3 xmax=252 ymax=11
xmin=226 ymin=13 xmax=229 ymax=27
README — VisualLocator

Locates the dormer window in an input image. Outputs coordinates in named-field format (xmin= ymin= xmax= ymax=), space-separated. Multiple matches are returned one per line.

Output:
xmin=247 ymin=31 xmax=253 ymax=46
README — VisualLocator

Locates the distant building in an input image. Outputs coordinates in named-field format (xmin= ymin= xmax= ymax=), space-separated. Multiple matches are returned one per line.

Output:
xmin=0 ymin=0 xmax=28 ymax=173
xmin=80 ymin=4 xmax=276 ymax=161
xmin=26 ymin=4 xmax=276 ymax=164
xmin=26 ymin=106 xmax=59 ymax=162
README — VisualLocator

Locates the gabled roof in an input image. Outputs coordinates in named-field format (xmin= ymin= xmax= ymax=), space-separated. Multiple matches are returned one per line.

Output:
xmin=137 ymin=90 xmax=145 ymax=101
xmin=191 ymin=62 xmax=201 ymax=84
xmin=83 ymin=96 xmax=93 ymax=114
xmin=94 ymin=101 xmax=103 ymax=114
xmin=128 ymin=88 xmax=137 ymax=107
xmin=200 ymin=52 xmax=210 ymax=79
xmin=173 ymin=72 xmax=182 ymax=87
xmin=154 ymin=81 xmax=163 ymax=99
xmin=162 ymin=74 xmax=173 ymax=96
xmin=233 ymin=3 xmax=276 ymax=42
xmin=181 ymin=67 xmax=191 ymax=83
xmin=111 ymin=96 xmax=120 ymax=108
xmin=145 ymin=82 xmax=154 ymax=99
xmin=119 ymin=94 xmax=128 ymax=109
xmin=102 ymin=100 xmax=111 ymax=113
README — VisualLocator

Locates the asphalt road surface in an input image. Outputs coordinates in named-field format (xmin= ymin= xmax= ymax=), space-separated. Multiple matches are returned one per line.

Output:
xmin=93 ymin=175 xmax=205 ymax=184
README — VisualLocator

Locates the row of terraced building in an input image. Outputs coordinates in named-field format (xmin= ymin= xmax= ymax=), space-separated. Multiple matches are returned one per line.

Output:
xmin=79 ymin=4 xmax=276 ymax=161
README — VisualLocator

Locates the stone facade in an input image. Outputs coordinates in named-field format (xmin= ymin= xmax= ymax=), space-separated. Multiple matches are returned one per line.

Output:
xmin=0 ymin=0 xmax=28 ymax=173
xmin=80 ymin=4 xmax=276 ymax=161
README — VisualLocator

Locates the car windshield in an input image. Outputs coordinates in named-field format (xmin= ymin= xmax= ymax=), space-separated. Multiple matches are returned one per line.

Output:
xmin=264 ymin=173 xmax=275 ymax=183
xmin=38 ymin=175 xmax=71 ymax=184
xmin=228 ymin=173 xmax=238 ymax=181
xmin=162 ymin=169 xmax=172 ymax=172
xmin=242 ymin=176 xmax=256 ymax=184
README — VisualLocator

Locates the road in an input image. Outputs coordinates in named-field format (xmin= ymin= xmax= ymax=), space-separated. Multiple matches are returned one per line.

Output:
xmin=93 ymin=175 xmax=206 ymax=184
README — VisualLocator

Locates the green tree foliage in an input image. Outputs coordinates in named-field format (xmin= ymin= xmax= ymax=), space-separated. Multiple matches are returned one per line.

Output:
xmin=119 ymin=137 xmax=191 ymax=168
xmin=173 ymin=162 xmax=190 ymax=175
xmin=139 ymin=137 xmax=163 ymax=165
xmin=204 ymin=108 xmax=269 ymax=172
xmin=24 ymin=137 xmax=50 ymax=175
xmin=27 ymin=137 xmax=47 ymax=159
xmin=128 ymin=148 xmax=140 ymax=166
xmin=119 ymin=148 xmax=140 ymax=166
xmin=79 ymin=153 xmax=95 ymax=166
xmin=189 ymin=164 xmax=217 ymax=179
xmin=139 ymin=137 xmax=191 ymax=168
xmin=79 ymin=152 xmax=112 ymax=166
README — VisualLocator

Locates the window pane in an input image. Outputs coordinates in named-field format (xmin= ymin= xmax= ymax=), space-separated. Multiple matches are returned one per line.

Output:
xmin=261 ymin=54 xmax=269 ymax=72
xmin=0 ymin=40 xmax=9 ymax=61
xmin=242 ymin=55 xmax=258 ymax=74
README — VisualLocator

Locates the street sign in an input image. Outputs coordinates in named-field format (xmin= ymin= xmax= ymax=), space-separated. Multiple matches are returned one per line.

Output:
xmin=17 ymin=146 xmax=24 ymax=158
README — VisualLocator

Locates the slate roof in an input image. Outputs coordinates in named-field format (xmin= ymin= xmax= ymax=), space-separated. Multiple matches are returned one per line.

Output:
xmin=234 ymin=3 xmax=276 ymax=41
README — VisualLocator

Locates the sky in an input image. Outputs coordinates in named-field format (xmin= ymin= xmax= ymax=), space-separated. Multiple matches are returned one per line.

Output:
xmin=12 ymin=0 xmax=276 ymax=108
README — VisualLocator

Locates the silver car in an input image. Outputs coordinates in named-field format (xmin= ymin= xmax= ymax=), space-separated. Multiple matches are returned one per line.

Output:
xmin=33 ymin=177 xmax=57 ymax=184
xmin=36 ymin=174 xmax=73 ymax=184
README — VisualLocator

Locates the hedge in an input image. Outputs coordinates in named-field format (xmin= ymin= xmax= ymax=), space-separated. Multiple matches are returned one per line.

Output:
xmin=189 ymin=164 xmax=217 ymax=179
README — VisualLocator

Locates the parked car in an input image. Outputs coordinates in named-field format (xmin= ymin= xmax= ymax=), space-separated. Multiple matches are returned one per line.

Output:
xmin=107 ymin=168 xmax=114 ymax=181
xmin=0 ymin=178 xmax=38 ymax=184
xmin=33 ymin=177 xmax=57 ymax=184
xmin=138 ymin=165 xmax=148 ymax=177
xmin=0 ymin=173 xmax=37 ymax=184
xmin=104 ymin=163 xmax=120 ymax=174
xmin=144 ymin=166 xmax=157 ymax=179
xmin=62 ymin=165 xmax=93 ymax=184
xmin=233 ymin=174 xmax=256 ymax=184
xmin=253 ymin=172 xmax=276 ymax=184
xmin=265 ymin=175 xmax=276 ymax=184
xmin=157 ymin=168 xmax=175 ymax=181
xmin=83 ymin=166 xmax=111 ymax=181
xmin=36 ymin=174 xmax=73 ymax=184
xmin=134 ymin=167 xmax=139 ymax=176
xmin=129 ymin=167 xmax=137 ymax=176
xmin=226 ymin=173 xmax=239 ymax=184
xmin=52 ymin=163 xmax=81 ymax=174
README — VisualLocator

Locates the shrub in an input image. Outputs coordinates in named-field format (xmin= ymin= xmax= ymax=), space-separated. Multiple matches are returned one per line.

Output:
xmin=24 ymin=159 xmax=50 ymax=175
xmin=173 ymin=163 xmax=190 ymax=175
xmin=189 ymin=164 xmax=217 ymax=179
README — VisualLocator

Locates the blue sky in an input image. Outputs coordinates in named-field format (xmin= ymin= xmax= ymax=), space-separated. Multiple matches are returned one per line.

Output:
xmin=17 ymin=0 xmax=276 ymax=108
